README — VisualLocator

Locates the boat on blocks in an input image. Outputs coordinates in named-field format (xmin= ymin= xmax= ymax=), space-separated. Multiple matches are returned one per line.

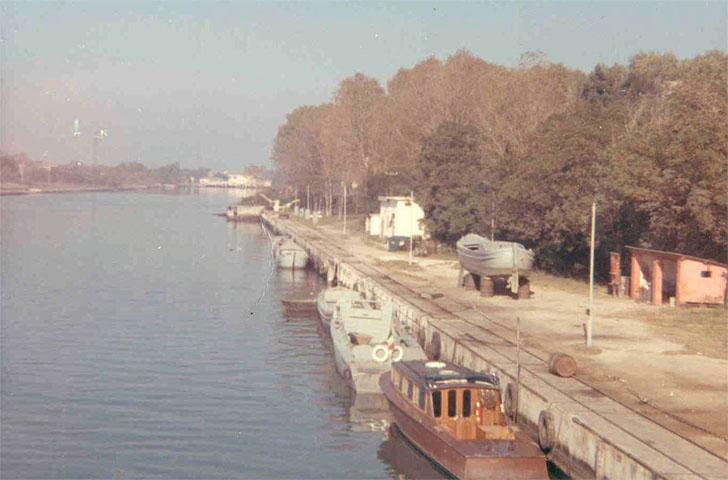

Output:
xmin=456 ymin=233 xmax=535 ymax=298
xmin=379 ymin=360 xmax=547 ymax=480
xmin=330 ymin=299 xmax=426 ymax=395
xmin=316 ymin=286 xmax=362 ymax=330
xmin=274 ymin=239 xmax=308 ymax=270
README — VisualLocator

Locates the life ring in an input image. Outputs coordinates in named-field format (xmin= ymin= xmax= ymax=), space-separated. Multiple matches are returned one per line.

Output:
xmin=372 ymin=344 xmax=389 ymax=362
xmin=391 ymin=345 xmax=404 ymax=362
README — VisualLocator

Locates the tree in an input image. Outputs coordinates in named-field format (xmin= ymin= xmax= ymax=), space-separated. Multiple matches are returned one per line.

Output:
xmin=416 ymin=122 xmax=493 ymax=243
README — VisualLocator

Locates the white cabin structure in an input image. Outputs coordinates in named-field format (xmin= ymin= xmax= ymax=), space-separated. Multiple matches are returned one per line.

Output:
xmin=369 ymin=196 xmax=425 ymax=240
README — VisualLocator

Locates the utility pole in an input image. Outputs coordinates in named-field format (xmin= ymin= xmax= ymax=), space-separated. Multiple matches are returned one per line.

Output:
xmin=343 ymin=182 xmax=347 ymax=234
xmin=0 ymin=3 xmax=10 ymax=150
xmin=409 ymin=191 xmax=414 ymax=265
xmin=587 ymin=202 xmax=596 ymax=347
xmin=491 ymin=191 xmax=495 ymax=241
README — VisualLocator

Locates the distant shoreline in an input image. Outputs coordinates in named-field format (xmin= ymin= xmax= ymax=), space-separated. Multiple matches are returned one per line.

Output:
xmin=0 ymin=184 xmax=163 ymax=196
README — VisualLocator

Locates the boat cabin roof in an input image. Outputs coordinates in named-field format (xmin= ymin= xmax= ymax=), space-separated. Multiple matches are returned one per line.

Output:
xmin=394 ymin=360 xmax=499 ymax=390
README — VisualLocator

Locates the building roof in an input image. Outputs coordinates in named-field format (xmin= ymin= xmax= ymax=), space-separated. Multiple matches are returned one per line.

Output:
xmin=626 ymin=246 xmax=727 ymax=268
xmin=395 ymin=360 xmax=499 ymax=389
xmin=377 ymin=195 xmax=415 ymax=202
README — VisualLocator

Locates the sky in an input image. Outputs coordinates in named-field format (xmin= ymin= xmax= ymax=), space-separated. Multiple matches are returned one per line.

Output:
xmin=1 ymin=1 xmax=725 ymax=172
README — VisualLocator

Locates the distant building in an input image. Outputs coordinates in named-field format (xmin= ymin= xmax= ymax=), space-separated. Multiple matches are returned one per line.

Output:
xmin=367 ymin=196 xmax=425 ymax=240
xmin=198 ymin=172 xmax=271 ymax=188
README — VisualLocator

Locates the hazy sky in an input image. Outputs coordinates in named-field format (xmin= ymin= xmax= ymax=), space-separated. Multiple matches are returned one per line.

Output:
xmin=2 ymin=1 xmax=725 ymax=171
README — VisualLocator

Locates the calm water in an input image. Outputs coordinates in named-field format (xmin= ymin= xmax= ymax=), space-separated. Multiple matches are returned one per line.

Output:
xmin=1 ymin=190 xmax=444 ymax=479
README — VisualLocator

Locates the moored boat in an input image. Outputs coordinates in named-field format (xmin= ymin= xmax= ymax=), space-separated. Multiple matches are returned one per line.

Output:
xmin=331 ymin=299 xmax=426 ymax=395
xmin=316 ymin=286 xmax=362 ymax=330
xmin=226 ymin=204 xmax=265 ymax=222
xmin=379 ymin=360 xmax=547 ymax=480
xmin=275 ymin=239 xmax=308 ymax=270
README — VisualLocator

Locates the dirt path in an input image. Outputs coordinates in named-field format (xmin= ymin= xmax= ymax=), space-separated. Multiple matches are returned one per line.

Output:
xmin=309 ymin=217 xmax=728 ymax=459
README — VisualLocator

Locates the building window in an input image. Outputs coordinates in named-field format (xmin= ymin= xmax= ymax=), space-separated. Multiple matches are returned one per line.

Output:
xmin=398 ymin=373 xmax=404 ymax=391
xmin=418 ymin=386 xmax=426 ymax=409
xmin=448 ymin=390 xmax=457 ymax=418
xmin=407 ymin=380 xmax=414 ymax=400
xmin=463 ymin=390 xmax=471 ymax=418
xmin=432 ymin=391 xmax=442 ymax=417
xmin=701 ymin=270 xmax=712 ymax=278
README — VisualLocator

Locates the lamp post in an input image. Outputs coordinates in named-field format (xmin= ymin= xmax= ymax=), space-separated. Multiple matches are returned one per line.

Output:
xmin=92 ymin=128 xmax=108 ymax=164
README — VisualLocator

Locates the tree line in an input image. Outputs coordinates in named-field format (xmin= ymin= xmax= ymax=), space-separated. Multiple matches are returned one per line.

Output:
xmin=0 ymin=154 xmax=211 ymax=186
xmin=271 ymin=49 xmax=727 ymax=278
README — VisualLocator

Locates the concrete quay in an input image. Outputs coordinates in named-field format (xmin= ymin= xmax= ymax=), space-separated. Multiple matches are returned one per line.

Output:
xmin=262 ymin=213 xmax=728 ymax=480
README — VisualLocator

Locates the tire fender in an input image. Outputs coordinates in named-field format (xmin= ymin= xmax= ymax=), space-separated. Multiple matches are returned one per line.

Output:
xmin=504 ymin=383 xmax=518 ymax=421
xmin=538 ymin=410 xmax=556 ymax=453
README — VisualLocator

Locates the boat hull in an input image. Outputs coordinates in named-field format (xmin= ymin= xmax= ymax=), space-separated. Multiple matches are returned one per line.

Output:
xmin=276 ymin=250 xmax=308 ymax=269
xmin=316 ymin=292 xmax=334 ymax=330
xmin=316 ymin=287 xmax=362 ymax=331
xmin=380 ymin=374 xmax=547 ymax=480
xmin=456 ymin=234 xmax=534 ymax=278
xmin=226 ymin=206 xmax=265 ymax=222
xmin=331 ymin=320 xmax=389 ymax=394
xmin=275 ymin=240 xmax=308 ymax=269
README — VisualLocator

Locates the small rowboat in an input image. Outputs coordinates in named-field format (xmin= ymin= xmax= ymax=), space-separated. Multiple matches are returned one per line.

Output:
xmin=281 ymin=298 xmax=318 ymax=314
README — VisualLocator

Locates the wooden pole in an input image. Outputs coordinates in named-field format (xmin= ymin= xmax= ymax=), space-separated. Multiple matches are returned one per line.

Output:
xmin=587 ymin=202 xmax=596 ymax=347
xmin=491 ymin=191 xmax=495 ymax=241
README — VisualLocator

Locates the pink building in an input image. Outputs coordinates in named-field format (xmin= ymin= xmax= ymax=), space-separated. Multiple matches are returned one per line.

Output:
xmin=627 ymin=246 xmax=727 ymax=306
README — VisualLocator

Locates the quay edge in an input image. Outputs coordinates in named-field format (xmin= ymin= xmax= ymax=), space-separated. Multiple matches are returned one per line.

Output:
xmin=261 ymin=212 xmax=727 ymax=480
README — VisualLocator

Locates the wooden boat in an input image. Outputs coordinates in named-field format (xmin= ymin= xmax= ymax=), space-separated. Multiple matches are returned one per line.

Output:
xmin=316 ymin=286 xmax=362 ymax=330
xmin=275 ymin=239 xmax=308 ymax=270
xmin=379 ymin=360 xmax=547 ymax=480
xmin=226 ymin=204 xmax=265 ymax=222
xmin=330 ymin=299 xmax=426 ymax=395
xmin=456 ymin=234 xmax=534 ymax=295
xmin=281 ymin=298 xmax=318 ymax=315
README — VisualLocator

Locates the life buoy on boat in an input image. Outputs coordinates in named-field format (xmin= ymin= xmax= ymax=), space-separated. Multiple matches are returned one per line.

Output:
xmin=372 ymin=344 xmax=389 ymax=362
xmin=391 ymin=345 xmax=404 ymax=362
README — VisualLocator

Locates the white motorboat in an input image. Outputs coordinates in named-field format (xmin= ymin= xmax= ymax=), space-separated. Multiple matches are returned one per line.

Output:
xmin=275 ymin=239 xmax=308 ymax=270
xmin=316 ymin=286 xmax=362 ymax=330
xmin=330 ymin=299 xmax=427 ymax=395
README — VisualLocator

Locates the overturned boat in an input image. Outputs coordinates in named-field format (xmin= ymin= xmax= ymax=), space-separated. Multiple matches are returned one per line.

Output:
xmin=379 ymin=360 xmax=547 ymax=479
xmin=456 ymin=233 xmax=534 ymax=297
xmin=331 ymin=299 xmax=426 ymax=395
xmin=316 ymin=286 xmax=362 ymax=330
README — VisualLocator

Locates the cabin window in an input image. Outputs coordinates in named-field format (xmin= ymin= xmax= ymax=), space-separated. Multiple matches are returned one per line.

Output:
xmin=407 ymin=380 xmax=414 ymax=401
xmin=418 ymin=386 xmax=426 ymax=409
xmin=463 ymin=390 xmax=471 ymax=418
xmin=432 ymin=391 xmax=442 ymax=417
xmin=447 ymin=390 xmax=457 ymax=418
xmin=701 ymin=270 xmax=712 ymax=278
xmin=398 ymin=374 xmax=404 ymax=391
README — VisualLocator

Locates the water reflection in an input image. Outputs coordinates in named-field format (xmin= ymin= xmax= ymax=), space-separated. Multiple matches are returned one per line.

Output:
xmin=378 ymin=426 xmax=450 ymax=480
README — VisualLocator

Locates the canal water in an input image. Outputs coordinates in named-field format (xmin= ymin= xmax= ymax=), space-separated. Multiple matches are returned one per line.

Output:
xmin=0 ymin=190 xmax=446 ymax=479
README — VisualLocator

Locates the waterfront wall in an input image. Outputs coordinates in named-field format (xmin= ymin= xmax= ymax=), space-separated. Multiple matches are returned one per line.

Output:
xmin=263 ymin=213 xmax=725 ymax=480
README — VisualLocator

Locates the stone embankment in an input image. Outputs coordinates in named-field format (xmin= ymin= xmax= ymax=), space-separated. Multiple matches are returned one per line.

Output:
xmin=262 ymin=212 xmax=727 ymax=480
